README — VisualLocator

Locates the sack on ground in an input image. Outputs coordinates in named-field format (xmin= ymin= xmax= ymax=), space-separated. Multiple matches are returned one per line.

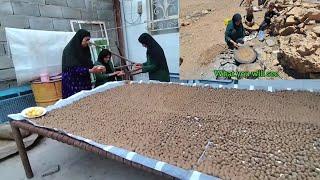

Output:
xmin=0 ymin=124 xmax=31 ymax=140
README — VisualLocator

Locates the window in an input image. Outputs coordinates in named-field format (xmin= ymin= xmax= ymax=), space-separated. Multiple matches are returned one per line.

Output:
xmin=148 ymin=0 xmax=179 ymax=35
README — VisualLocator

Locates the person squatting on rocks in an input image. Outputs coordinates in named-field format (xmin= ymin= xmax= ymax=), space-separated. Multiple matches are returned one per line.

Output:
xmin=225 ymin=13 xmax=246 ymax=49
xmin=244 ymin=6 xmax=255 ymax=27
xmin=259 ymin=2 xmax=280 ymax=32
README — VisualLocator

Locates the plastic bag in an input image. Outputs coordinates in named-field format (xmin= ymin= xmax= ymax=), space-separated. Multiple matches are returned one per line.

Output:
xmin=258 ymin=30 xmax=265 ymax=41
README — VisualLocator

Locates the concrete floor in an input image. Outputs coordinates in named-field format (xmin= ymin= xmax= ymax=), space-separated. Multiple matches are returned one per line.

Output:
xmin=0 ymin=138 xmax=162 ymax=180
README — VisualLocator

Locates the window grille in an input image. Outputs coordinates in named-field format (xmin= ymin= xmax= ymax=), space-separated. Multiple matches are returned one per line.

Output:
xmin=147 ymin=0 xmax=179 ymax=34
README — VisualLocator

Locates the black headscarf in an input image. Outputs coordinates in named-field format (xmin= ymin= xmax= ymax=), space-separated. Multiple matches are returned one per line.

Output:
xmin=62 ymin=29 xmax=93 ymax=71
xmin=232 ymin=13 xmax=243 ymax=28
xmin=138 ymin=33 xmax=169 ymax=71
xmin=97 ymin=49 xmax=114 ymax=74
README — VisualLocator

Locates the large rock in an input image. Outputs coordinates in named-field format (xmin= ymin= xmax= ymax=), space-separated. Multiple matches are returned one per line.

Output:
xmin=287 ymin=7 xmax=306 ymax=20
xmin=285 ymin=15 xmax=297 ymax=26
xmin=279 ymin=26 xmax=296 ymax=36
xmin=316 ymin=48 xmax=320 ymax=56
xmin=279 ymin=34 xmax=320 ymax=75
xmin=297 ymin=44 xmax=316 ymax=56
xmin=274 ymin=15 xmax=286 ymax=26
xmin=304 ymin=8 xmax=320 ymax=21
xmin=302 ymin=3 xmax=320 ymax=9
xmin=307 ymin=20 xmax=316 ymax=25
xmin=306 ymin=31 xmax=318 ymax=40
xmin=312 ymin=26 xmax=320 ymax=36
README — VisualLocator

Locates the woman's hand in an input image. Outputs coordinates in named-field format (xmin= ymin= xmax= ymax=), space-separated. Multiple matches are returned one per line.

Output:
xmin=231 ymin=40 xmax=239 ymax=48
xmin=89 ymin=66 xmax=105 ymax=73
xmin=116 ymin=70 xmax=125 ymax=76
xmin=130 ymin=68 xmax=142 ymax=75
xmin=134 ymin=63 xmax=142 ymax=70
xmin=89 ymin=66 xmax=98 ymax=73
xmin=96 ymin=66 xmax=106 ymax=73
xmin=109 ymin=72 xmax=118 ymax=76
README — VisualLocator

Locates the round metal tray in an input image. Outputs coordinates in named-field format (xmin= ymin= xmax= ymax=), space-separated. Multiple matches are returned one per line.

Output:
xmin=234 ymin=46 xmax=257 ymax=64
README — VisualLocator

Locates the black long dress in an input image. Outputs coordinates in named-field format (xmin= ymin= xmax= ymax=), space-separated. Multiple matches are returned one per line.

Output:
xmin=62 ymin=29 xmax=93 ymax=99
xmin=138 ymin=33 xmax=170 ymax=82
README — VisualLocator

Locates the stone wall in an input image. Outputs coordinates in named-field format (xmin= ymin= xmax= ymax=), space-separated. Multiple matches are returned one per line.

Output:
xmin=0 ymin=0 xmax=119 ymax=89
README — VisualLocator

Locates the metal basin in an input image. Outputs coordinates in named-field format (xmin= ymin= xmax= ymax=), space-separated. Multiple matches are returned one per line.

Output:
xmin=234 ymin=46 xmax=257 ymax=64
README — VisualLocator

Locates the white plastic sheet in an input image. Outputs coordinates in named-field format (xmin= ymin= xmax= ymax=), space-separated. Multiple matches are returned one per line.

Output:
xmin=5 ymin=28 xmax=76 ymax=85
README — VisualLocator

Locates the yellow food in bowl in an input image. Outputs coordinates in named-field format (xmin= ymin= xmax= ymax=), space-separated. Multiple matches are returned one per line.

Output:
xmin=25 ymin=107 xmax=44 ymax=118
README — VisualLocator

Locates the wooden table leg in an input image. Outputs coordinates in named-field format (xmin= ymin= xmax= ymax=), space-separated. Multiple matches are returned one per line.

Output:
xmin=10 ymin=123 xmax=34 ymax=179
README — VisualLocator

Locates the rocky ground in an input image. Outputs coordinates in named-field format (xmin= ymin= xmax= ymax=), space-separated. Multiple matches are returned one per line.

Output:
xmin=276 ymin=1 xmax=320 ymax=78
xmin=179 ymin=0 xmax=320 ymax=80
xmin=33 ymin=84 xmax=320 ymax=179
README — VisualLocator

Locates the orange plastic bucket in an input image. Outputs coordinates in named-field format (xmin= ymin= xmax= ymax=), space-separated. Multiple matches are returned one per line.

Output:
xmin=31 ymin=79 xmax=62 ymax=107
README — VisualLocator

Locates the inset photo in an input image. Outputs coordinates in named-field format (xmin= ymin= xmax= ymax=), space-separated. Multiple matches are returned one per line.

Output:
xmin=179 ymin=0 xmax=320 ymax=80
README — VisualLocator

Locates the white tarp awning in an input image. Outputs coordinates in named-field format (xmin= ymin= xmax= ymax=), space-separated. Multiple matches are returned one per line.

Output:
xmin=5 ymin=28 xmax=76 ymax=85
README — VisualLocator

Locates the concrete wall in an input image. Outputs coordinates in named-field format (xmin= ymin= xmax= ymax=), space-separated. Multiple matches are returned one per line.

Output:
xmin=120 ymin=0 xmax=179 ymax=81
xmin=0 ymin=0 xmax=118 ymax=89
